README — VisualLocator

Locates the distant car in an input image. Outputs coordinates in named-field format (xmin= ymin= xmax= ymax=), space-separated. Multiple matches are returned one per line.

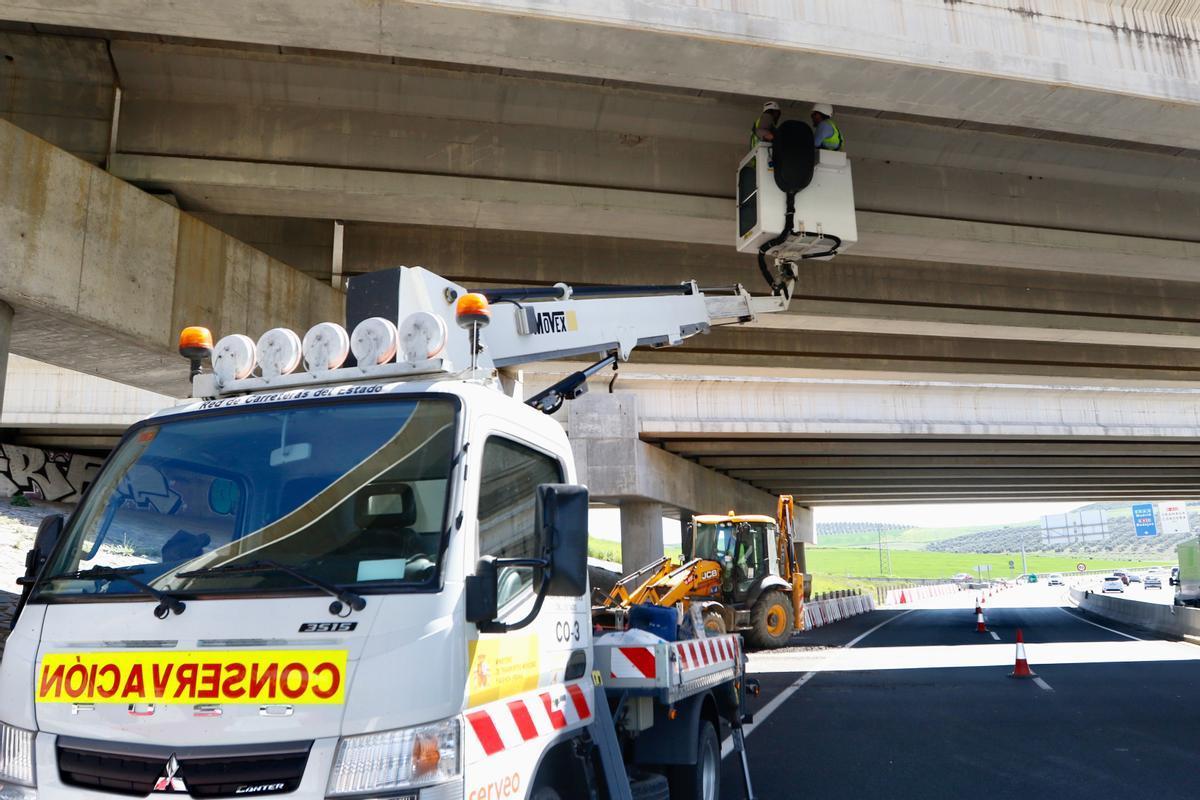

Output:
xmin=1102 ymin=576 xmax=1125 ymax=593
xmin=1113 ymin=571 xmax=1130 ymax=586
xmin=1047 ymin=573 xmax=1064 ymax=586
xmin=1144 ymin=574 xmax=1162 ymax=589
xmin=951 ymin=573 xmax=974 ymax=583
xmin=1127 ymin=573 xmax=1142 ymax=584
xmin=1171 ymin=567 xmax=1180 ymax=587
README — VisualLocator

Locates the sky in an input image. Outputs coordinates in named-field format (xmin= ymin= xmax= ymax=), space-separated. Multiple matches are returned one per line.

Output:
xmin=589 ymin=501 xmax=1090 ymax=547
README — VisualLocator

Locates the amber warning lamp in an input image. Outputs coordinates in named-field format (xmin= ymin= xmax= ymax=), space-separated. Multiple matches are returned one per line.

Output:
xmin=455 ymin=293 xmax=491 ymax=371
xmin=455 ymin=293 xmax=491 ymax=328
xmin=179 ymin=326 xmax=214 ymax=382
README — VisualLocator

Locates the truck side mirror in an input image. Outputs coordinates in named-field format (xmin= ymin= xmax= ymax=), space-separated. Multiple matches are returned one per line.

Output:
xmin=12 ymin=513 xmax=63 ymax=630
xmin=465 ymin=557 xmax=499 ymax=627
xmin=31 ymin=513 xmax=64 ymax=567
xmin=538 ymin=483 xmax=588 ymax=598
xmin=465 ymin=484 xmax=589 ymax=634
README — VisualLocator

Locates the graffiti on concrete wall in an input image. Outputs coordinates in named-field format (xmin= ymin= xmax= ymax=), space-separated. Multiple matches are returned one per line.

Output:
xmin=0 ymin=445 xmax=105 ymax=504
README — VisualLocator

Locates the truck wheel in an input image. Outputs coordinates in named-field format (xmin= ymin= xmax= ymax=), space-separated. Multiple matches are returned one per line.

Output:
xmin=749 ymin=590 xmax=793 ymax=649
xmin=702 ymin=611 xmax=727 ymax=636
xmin=629 ymin=771 xmax=670 ymax=800
xmin=667 ymin=721 xmax=720 ymax=800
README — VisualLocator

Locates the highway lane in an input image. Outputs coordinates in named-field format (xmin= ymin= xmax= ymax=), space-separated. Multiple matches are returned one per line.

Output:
xmin=721 ymin=584 xmax=1200 ymax=799
xmin=1070 ymin=571 xmax=1174 ymax=605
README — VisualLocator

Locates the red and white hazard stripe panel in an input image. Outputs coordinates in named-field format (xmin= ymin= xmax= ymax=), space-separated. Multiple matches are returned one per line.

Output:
xmin=465 ymin=681 xmax=592 ymax=761
xmin=672 ymin=634 xmax=740 ymax=678
xmin=608 ymin=645 xmax=659 ymax=680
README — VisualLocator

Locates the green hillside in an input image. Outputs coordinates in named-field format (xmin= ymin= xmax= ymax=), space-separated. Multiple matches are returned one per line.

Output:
xmin=927 ymin=508 xmax=1196 ymax=559
xmin=818 ymin=523 xmax=994 ymax=550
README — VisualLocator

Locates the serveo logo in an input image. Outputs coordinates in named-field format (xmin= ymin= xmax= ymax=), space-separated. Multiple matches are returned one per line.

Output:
xmin=468 ymin=772 xmax=521 ymax=800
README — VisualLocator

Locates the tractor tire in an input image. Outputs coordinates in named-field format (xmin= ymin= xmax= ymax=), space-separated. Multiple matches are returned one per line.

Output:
xmin=667 ymin=721 xmax=721 ymax=800
xmin=749 ymin=590 xmax=793 ymax=649
xmin=629 ymin=771 xmax=670 ymax=800
xmin=702 ymin=611 xmax=727 ymax=636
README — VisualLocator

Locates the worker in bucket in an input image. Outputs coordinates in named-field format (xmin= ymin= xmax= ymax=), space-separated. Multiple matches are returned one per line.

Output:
xmin=750 ymin=100 xmax=782 ymax=147
xmin=810 ymin=103 xmax=844 ymax=151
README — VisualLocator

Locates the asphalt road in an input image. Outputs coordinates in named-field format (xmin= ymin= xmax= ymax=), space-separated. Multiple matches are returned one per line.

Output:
xmin=721 ymin=584 xmax=1200 ymax=799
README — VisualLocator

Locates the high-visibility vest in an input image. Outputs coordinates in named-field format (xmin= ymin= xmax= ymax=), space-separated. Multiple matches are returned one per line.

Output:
xmin=820 ymin=118 xmax=844 ymax=151
xmin=750 ymin=114 xmax=773 ymax=148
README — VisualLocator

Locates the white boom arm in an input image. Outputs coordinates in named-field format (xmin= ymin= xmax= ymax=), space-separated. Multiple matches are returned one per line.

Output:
xmin=194 ymin=267 xmax=794 ymax=399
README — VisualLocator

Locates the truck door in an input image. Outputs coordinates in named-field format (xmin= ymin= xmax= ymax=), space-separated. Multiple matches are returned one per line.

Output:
xmin=464 ymin=429 xmax=593 ymax=792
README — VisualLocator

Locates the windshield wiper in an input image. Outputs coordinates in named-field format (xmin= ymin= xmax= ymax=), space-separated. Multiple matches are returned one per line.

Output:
xmin=176 ymin=559 xmax=367 ymax=616
xmin=44 ymin=566 xmax=187 ymax=619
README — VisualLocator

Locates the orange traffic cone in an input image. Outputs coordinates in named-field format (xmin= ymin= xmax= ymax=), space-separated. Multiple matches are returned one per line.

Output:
xmin=1010 ymin=629 xmax=1036 ymax=678
xmin=975 ymin=606 xmax=988 ymax=633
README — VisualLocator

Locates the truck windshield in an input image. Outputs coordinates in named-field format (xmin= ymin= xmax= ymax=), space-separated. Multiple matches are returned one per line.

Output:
xmin=35 ymin=396 xmax=458 ymax=600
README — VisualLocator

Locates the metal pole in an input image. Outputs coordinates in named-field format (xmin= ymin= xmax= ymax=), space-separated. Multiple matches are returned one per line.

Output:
xmin=877 ymin=524 xmax=884 ymax=575
xmin=1020 ymin=534 xmax=1028 ymax=576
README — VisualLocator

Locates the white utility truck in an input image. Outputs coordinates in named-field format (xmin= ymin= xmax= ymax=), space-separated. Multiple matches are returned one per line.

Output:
xmin=0 ymin=265 xmax=815 ymax=800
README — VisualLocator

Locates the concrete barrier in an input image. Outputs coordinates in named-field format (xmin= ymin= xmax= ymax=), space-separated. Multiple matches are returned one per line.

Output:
xmin=802 ymin=593 xmax=876 ymax=631
xmin=1070 ymin=587 xmax=1200 ymax=638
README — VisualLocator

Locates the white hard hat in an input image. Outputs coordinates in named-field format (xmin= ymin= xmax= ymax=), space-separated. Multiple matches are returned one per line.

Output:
xmin=762 ymin=101 xmax=781 ymax=113
xmin=811 ymin=102 xmax=834 ymax=117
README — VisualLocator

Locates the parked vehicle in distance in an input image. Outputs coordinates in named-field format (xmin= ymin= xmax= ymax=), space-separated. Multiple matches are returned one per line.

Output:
xmin=1103 ymin=576 xmax=1125 ymax=593
xmin=1144 ymin=574 xmax=1162 ymax=589
xmin=1047 ymin=573 xmax=1064 ymax=586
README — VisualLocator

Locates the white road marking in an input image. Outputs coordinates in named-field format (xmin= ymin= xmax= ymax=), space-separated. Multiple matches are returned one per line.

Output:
xmin=1032 ymin=676 xmax=1054 ymax=692
xmin=721 ymin=610 xmax=913 ymax=758
xmin=989 ymin=631 xmax=1000 ymax=641
xmin=1059 ymin=607 xmax=1142 ymax=641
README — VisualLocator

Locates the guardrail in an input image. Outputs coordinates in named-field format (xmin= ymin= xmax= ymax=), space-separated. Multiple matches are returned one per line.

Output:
xmin=1070 ymin=587 xmax=1200 ymax=638
xmin=803 ymin=591 xmax=876 ymax=629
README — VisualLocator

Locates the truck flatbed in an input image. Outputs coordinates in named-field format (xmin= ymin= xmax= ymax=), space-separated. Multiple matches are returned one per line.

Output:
xmin=594 ymin=632 xmax=743 ymax=705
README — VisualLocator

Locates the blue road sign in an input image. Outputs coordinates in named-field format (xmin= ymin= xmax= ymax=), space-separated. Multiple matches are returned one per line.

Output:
xmin=1133 ymin=503 xmax=1158 ymax=537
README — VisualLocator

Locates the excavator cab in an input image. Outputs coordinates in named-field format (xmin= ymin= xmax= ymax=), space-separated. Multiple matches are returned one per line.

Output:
xmin=691 ymin=515 xmax=778 ymax=604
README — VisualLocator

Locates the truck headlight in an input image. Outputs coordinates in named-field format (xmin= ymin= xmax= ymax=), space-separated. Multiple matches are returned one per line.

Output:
xmin=0 ymin=721 xmax=36 ymax=799
xmin=327 ymin=718 xmax=460 ymax=796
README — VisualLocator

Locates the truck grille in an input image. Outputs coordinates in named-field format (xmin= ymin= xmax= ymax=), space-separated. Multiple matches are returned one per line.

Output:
xmin=57 ymin=740 xmax=311 ymax=798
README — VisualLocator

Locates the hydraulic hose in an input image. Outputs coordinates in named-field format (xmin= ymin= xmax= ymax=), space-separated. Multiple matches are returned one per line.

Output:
xmin=800 ymin=233 xmax=842 ymax=260
xmin=758 ymin=192 xmax=796 ymax=294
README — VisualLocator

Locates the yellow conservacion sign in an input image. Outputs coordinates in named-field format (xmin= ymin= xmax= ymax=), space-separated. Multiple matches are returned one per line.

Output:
xmin=37 ymin=650 xmax=347 ymax=705
xmin=467 ymin=636 xmax=539 ymax=707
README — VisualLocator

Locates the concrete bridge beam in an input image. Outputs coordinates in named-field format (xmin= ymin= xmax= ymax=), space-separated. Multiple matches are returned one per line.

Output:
xmin=8 ymin=1 xmax=1200 ymax=149
xmin=567 ymin=391 xmax=777 ymax=574
xmin=0 ymin=118 xmax=342 ymax=395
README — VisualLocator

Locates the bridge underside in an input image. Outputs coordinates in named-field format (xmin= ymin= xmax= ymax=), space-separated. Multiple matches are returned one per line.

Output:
xmin=654 ymin=437 xmax=1200 ymax=505
xmin=7 ymin=5 xmax=1200 ymax=508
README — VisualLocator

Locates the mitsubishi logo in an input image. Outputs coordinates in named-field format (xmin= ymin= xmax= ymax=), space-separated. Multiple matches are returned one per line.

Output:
xmin=153 ymin=755 xmax=187 ymax=793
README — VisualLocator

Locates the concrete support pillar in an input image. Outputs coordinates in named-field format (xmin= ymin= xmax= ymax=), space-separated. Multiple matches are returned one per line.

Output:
xmin=620 ymin=500 xmax=664 ymax=575
xmin=0 ymin=301 xmax=14 ymax=418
